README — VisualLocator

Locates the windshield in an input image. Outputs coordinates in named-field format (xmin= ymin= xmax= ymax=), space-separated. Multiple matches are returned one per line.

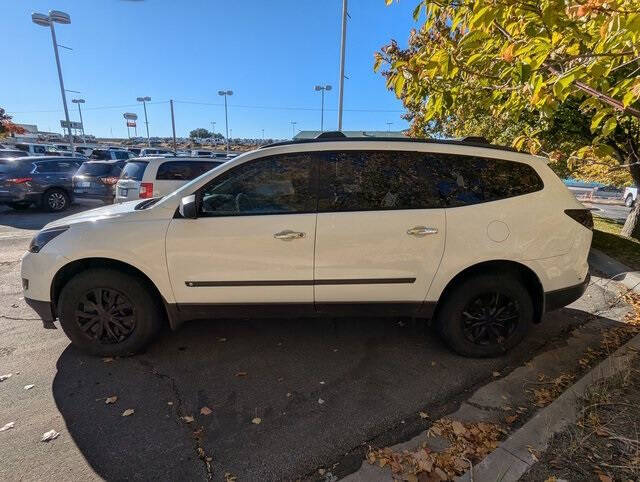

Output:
xmin=120 ymin=160 xmax=148 ymax=180
xmin=76 ymin=162 xmax=113 ymax=176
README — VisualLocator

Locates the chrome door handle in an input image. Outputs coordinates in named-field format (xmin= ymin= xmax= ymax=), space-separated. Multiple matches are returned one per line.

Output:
xmin=407 ymin=226 xmax=438 ymax=236
xmin=274 ymin=229 xmax=306 ymax=240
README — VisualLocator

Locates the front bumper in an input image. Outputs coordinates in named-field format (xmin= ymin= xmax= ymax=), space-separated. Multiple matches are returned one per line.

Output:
xmin=544 ymin=273 xmax=590 ymax=312
xmin=25 ymin=297 xmax=56 ymax=321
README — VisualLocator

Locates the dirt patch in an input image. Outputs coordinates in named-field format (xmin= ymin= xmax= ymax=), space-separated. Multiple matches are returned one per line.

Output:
xmin=521 ymin=354 xmax=640 ymax=482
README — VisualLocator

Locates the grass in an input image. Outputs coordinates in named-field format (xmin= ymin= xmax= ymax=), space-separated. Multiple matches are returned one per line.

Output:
xmin=592 ymin=216 xmax=640 ymax=271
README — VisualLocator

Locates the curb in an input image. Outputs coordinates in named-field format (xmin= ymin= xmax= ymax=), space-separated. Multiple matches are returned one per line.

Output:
xmin=456 ymin=331 xmax=640 ymax=482
xmin=588 ymin=248 xmax=640 ymax=294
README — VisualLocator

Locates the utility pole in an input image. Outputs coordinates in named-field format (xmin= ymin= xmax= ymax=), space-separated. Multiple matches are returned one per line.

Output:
xmin=291 ymin=121 xmax=297 ymax=138
xmin=218 ymin=90 xmax=233 ymax=157
xmin=211 ymin=121 xmax=217 ymax=148
xmin=386 ymin=122 xmax=393 ymax=132
xmin=337 ymin=0 xmax=348 ymax=131
xmin=170 ymin=99 xmax=177 ymax=152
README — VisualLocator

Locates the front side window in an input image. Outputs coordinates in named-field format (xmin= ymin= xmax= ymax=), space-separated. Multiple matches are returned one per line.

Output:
xmin=318 ymin=150 xmax=441 ymax=212
xmin=198 ymin=154 xmax=315 ymax=216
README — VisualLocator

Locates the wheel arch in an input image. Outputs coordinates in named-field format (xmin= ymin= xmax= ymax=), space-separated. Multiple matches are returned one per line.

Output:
xmin=50 ymin=257 xmax=174 ymax=329
xmin=432 ymin=260 xmax=544 ymax=323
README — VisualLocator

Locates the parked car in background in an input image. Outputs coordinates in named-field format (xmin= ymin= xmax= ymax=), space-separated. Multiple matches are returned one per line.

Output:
xmin=128 ymin=147 xmax=142 ymax=156
xmin=624 ymin=186 xmax=637 ymax=207
xmin=591 ymin=185 xmax=623 ymax=201
xmin=139 ymin=147 xmax=175 ymax=157
xmin=190 ymin=149 xmax=215 ymax=158
xmin=14 ymin=142 xmax=52 ymax=156
xmin=75 ymin=146 xmax=93 ymax=157
xmin=23 ymin=136 xmax=593 ymax=357
xmin=0 ymin=156 xmax=82 ymax=211
xmin=72 ymin=160 xmax=126 ymax=203
xmin=0 ymin=149 xmax=30 ymax=159
xmin=89 ymin=149 xmax=134 ymax=161
xmin=115 ymin=157 xmax=223 ymax=203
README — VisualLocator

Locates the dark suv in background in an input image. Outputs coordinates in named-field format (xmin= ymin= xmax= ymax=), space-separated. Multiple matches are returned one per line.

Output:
xmin=0 ymin=157 xmax=83 ymax=211
xmin=72 ymin=160 xmax=126 ymax=203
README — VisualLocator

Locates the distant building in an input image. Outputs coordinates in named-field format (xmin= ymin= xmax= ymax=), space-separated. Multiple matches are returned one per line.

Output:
xmin=293 ymin=130 xmax=408 ymax=140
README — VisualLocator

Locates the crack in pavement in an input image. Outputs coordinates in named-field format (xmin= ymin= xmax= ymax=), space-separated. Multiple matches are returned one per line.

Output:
xmin=132 ymin=358 xmax=213 ymax=480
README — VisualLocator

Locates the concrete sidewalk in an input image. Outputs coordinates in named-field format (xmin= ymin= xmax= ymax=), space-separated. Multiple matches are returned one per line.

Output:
xmin=589 ymin=248 xmax=640 ymax=294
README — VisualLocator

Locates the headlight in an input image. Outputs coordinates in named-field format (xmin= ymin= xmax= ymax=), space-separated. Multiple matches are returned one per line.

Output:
xmin=29 ymin=226 xmax=69 ymax=253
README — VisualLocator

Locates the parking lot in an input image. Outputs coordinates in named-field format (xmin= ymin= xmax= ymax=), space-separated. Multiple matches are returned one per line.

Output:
xmin=0 ymin=200 xmax=627 ymax=480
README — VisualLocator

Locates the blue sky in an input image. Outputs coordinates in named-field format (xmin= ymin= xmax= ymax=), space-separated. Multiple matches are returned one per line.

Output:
xmin=2 ymin=0 xmax=418 ymax=139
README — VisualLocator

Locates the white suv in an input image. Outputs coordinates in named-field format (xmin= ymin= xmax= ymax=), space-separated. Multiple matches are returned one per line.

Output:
xmin=115 ymin=157 xmax=224 ymax=202
xmin=21 ymin=136 xmax=593 ymax=357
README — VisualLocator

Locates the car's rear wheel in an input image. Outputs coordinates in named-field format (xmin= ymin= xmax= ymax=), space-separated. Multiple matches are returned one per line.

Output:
xmin=42 ymin=188 xmax=69 ymax=212
xmin=8 ymin=201 xmax=31 ymax=210
xmin=435 ymin=273 xmax=533 ymax=358
xmin=625 ymin=195 xmax=635 ymax=208
xmin=58 ymin=268 xmax=163 ymax=356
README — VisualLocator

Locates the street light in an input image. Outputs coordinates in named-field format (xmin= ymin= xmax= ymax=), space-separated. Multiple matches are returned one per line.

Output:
xmin=136 ymin=96 xmax=151 ymax=146
xmin=32 ymin=10 xmax=75 ymax=156
xmin=218 ymin=90 xmax=233 ymax=156
xmin=72 ymin=98 xmax=85 ymax=144
xmin=386 ymin=122 xmax=393 ymax=132
xmin=291 ymin=121 xmax=298 ymax=139
xmin=314 ymin=84 xmax=332 ymax=132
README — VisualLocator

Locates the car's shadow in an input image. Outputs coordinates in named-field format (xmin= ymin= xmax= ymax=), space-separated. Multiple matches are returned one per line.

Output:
xmin=0 ymin=201 xmax=103 ymax=230
xmin=51 ymin=307 xmax=608 ymax=480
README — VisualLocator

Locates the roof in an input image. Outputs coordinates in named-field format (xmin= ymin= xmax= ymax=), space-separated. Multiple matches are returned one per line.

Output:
xmin=261 ymin=133 xmax=518 ymax=153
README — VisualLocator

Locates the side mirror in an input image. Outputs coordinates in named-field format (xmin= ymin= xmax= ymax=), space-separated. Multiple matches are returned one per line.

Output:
xmin=179 ymin=194 xmax=198 ymax=219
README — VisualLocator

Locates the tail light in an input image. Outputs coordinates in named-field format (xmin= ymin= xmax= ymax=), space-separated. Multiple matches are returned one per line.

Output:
xmin=565 ymin=209 xmax=593 ymax=230
xmin=7 ymin=177 xmax=32 ymax=184
xmin=99 ymin=176 xmax=119 ymax=185
xmin=139 ymin=182 xmax=153 ymax=198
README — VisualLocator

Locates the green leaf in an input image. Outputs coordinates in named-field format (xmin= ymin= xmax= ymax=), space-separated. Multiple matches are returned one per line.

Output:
xmin=394 ymin=74 xmax=406 ymax=98
xmin=517 ymin=63 xmax=532 ymax=83
xmin=601 ymin=116 xmax=617 ymax=136
xmin=412 ymin=2 xmax=424 ymax=21
xmin=590 ymin=109 xmax=611 ymax=132
xmin=622 ymin=90 xmax=637 ymax=108
xmin=553 ymin=72 xmax=576 ymax=100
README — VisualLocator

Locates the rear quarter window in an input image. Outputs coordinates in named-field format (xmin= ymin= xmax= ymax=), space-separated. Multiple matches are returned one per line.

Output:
xmin=76 ymin=162 xmax=114 ymax=176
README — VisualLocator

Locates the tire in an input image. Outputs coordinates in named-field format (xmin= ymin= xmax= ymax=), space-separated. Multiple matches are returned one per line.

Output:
xmin=8 ymin=202 xmax=31 ymax=210
xmin=625 ymin=195 xmax=635 ymax=208
xmin=435 ymin=273 xmax=534 ymax=358
xmin=41 ymin=188 xmax=69 ymax=212
xmin=58 ymin=268 xmax=163 ymax=356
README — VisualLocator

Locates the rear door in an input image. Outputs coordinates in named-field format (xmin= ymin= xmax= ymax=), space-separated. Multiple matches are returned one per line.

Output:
xmin=313 ymin=150 xmax=446 ymax=311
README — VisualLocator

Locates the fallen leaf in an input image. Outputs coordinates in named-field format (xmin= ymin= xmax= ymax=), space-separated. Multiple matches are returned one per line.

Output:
xmin=200 ymin=406 xmax=212 ymax=416
xmin=41 ymin=429 xmax=59 ymax=442
xmin=333 ymin=348 xmax=338 ymax=352
xmin=218 ymin=337 xmax=227 ymax=342
xmin=0 ymin=422 xmax=15 ymax=432
xmin=492 ymin=371 xmax=501 ymax=377
xmin=167 ymin=401 xmax=173 ymax=406
xmin=225 ymin=473 xmax=237 ymax=482
xmin=318 ymin=468 xmax=326 ymax=475
xmin=23 ymin=384 xmax=34 ymax=390
xmin=122 ymin=409 xmax=135 ymax=417
xmin=252 ymin=417 xmax=262 ymax=425
xmin=318 ymin=398 xmax=325 ymax=405
xmin=451 ymin=420 xmax=467 ymax=436
xmin=419 ymin=411 xmax=429 ymax=419
xmin=505 ymin=414 xmax=518 ymax=424
xmin=431 ymin=361 xmax=436 ymax=366
xmin=181 ymin=415 xmax=195 ymax=423
xmin=102 ymin=357 xmax=114 ymax=363
xmin=0 ymin=374 xmax=12 ymax=382
xmin=320 ymin=381 xmax=325 ymax=385
xmin=598 ymin=475 xmax=612 ymax=482
xmin=235 ymin=371 xmax=248 ymax=377
xmin=105 ymin=396 xmax=118 ymax=404
xmin=286 ymin=392 xmax=292 ymax=398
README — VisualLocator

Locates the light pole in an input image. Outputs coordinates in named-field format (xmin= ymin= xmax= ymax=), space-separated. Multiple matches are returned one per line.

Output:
xmin=262 ymin=129 xmax=265 ymax=142
xmin=291 ymin=121 xmax=297 ymax=139
xmin=314 ymin=85 xmax=332 ymax=132
xmin=338 ymin=0 xmax=348 ymax=131
xmin=72 ymin=98 xmax=85 ymax=144
xmin=211 ymin=121 xmax=216 ymax=148
xmin=32 ymin=10 xmax=75 ymax=156
xmin=386 ymin=122 xmax=393 ymax=132
xmin=218 ymin=90 xmax=233 ymax=156
xmin=136 ymin=96 xmax=151 ymax=146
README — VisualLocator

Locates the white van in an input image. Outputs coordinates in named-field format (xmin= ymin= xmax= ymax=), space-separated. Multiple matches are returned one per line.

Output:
xmin=14 ymin=142 xmax=53 ymax=156
xmin=22 ymin=136 xmax=592 ymax=357
xmin=115 ymin=157 xmax=224 ymax=202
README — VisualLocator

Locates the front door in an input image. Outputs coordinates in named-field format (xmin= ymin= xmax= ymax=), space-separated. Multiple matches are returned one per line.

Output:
xmin=313 ymin=150 xmax=446 ymax=310
xmin=165 ymin=152 xmax=318 ymax=307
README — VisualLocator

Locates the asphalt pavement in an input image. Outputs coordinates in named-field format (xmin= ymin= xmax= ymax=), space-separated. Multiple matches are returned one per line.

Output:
xmin=582 ymin=201 xmax=631 ymax=222
xmin=0 ymin=200 xmax=629 ymax=481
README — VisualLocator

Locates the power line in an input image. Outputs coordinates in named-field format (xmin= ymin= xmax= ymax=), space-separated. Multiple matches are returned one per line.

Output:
xmin=7 ymin=100 xmax=169 ymax=114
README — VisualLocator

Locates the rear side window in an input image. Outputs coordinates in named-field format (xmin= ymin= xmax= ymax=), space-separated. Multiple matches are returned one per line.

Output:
xmin=318 ymin=151 xmax=544 ymax=212
xmin=0 ymin=160 xmax=33 ymax=175
xmin=33 ymin=161 xmax=59 ymax=173
xmin=319 ymin=151 xmax=442 ymax=212
xmin=120 ymin=161 xmax=148 ymax=181
xmin=114 ymin=151 xmax=130 ymax=160
xmin=76 ymin=162 xmax=114 ymax=176
xmin=90 ymin=150 xmax=110 ymax=160
xmin=156 ymin=161 xmax=221 ymax=181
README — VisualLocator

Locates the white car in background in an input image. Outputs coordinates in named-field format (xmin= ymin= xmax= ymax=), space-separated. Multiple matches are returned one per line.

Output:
xmin=624 ymin=186 xmax=637 ymax=207
xmin=114 ymin=156 xmax=224 ymax=202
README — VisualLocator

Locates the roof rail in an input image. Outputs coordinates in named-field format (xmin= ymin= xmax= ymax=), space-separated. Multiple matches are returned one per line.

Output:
xmin=315 ymin=131 xmax=346 ymax=139
xmin=259 ymin=136 xmax=518 ymax=153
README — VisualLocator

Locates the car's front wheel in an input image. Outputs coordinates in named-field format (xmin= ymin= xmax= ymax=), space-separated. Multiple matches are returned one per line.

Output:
xmin=435 ymin=273 xmax=533 ymax=358
xmin=42 ymin=188 xmax=69 ymax=212
xmin=58 ymin=268 xmax=163 ymax=356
